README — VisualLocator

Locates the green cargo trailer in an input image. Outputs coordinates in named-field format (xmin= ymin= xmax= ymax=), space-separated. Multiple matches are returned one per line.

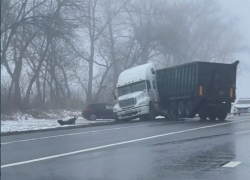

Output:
xmin=156 ymin=61 xmax=239 ymax=121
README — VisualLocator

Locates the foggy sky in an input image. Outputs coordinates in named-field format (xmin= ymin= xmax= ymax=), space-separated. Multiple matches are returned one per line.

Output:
xmin=219 ymin=0 xmax=250 ymax=99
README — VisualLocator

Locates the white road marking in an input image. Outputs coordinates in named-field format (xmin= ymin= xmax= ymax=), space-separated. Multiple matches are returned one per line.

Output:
xmin=222 ymin=161 xmax=241 ymax=167
xmin=3 ymin=117 xmax=249 ymax=145
xmin=1 ymin=119 xmax=249 ymax=168
xmin=1 ymin=121 xmax=177 ymax=145
xmin=234 ymin=130 xmax=250 ymax=134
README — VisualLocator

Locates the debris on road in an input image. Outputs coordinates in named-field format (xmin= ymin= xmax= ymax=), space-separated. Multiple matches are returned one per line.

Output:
xmin=57 ymin=116 xmax=78 ymax=125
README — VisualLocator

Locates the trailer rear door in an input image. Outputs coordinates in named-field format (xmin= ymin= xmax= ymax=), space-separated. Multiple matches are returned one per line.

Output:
xmin=197 ymin=61 xmax=238 ymax=101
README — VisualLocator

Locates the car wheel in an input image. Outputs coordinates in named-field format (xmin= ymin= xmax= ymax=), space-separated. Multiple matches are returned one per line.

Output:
xmin=90 ymin=114 xmax=96 ymax=121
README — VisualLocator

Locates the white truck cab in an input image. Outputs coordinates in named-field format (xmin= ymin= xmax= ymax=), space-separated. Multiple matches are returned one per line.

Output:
xmin=113 ymin=63 xmax=160 ymax=121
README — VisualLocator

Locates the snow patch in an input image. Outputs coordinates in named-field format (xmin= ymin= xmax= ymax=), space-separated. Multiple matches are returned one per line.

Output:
xmin=156 ymin=116 xmax=165 ymax=119
xmin=1 ymin=110 xmax=114 ymax=133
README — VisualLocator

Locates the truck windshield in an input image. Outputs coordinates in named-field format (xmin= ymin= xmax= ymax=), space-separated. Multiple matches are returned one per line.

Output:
xmin=117 ymin=81 xmax=146 ymax=97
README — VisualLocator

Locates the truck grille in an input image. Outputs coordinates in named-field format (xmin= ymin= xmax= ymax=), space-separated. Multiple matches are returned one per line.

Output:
xmin=119 ymin=98 xmax=136 ymax=107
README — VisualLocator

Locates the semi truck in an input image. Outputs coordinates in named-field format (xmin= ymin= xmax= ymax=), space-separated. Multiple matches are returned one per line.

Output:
xmin=113 ymin=60 xmax=239 ymax=122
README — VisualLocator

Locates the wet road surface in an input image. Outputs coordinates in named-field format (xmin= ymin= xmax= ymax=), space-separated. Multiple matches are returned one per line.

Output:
xmin=1 ymin=115 xmax=250 ymax=180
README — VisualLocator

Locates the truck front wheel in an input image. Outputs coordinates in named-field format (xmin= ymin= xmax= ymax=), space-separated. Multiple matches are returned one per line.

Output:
xmin=123 ymin=118 xmax=132 ymax=122
xmin=149 ymin=104 xmax=156 ymax=120
xmin=140 ymin=115 xmax=148 ymax=121
xmin=140 ymin=104 xmax=156 ymax=121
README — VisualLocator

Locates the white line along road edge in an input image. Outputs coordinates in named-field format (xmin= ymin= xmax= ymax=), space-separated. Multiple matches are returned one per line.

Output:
xmin=222 ymin=161 xmax=242 ymax=168
xmin=1 ymin=121 xmax=176 ymax=145
xmin=1 ymin=119 xmax=249 ymax=168
xmin=3 ymin=117 xmax=249 ymax=145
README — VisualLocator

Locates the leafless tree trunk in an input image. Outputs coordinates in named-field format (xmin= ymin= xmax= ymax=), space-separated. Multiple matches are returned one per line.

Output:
xmin=25 ymin=34 xmax=51 ymax=105
xmin=1 ymin=0 xmax=247 ymax=112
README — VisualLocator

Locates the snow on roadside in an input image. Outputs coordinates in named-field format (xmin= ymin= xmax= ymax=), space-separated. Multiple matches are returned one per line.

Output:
xmin=156 ymin=116 xmax=165 ymax=119
xmin=1 ymin=110 xmax=114 ymax=133
xmin=227 ymin=113 xmax=234 ymax=119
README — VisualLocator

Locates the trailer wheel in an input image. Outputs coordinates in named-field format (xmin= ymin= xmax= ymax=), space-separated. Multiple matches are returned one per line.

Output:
xmin=170 ymin=102 xmax=178 ymax=119
xmin=216 ymin=109 xmax=227 ymax=121
xmin=208 ymin=114 xmax=216 ymax=121
xmin=185 ymin=101 xmax=195 ymax=118
xmin=178 ymin=101 xmax=186 ymax=118
xmin=199 ymin=112 xmax=207 ymax=121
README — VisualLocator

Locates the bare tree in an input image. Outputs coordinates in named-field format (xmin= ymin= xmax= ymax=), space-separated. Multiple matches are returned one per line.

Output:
xmin=1 ymin=0 xmax=248 ymax=112
xmin=1 ymin=0 xmax=47 ymax=108
xmin=70 ymin=0 xmax=130 ymax=103
xmin=24 ymin=0 xmax=81 ymax=106
xmin=124 ymin=0 xmax=166 ymax=65
xmin=155 ymin=0 xmax=248 ymax=66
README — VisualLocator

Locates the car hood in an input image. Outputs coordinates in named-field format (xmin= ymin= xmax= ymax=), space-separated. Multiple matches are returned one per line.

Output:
xmin=118 ymin=91 xmax=143 ymax=101
xmin=234 ymin=104 xmax=250 ymax=108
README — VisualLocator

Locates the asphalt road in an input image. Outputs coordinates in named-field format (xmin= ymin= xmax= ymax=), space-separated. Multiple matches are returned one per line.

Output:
xmin=1 ymin=115 xmax=250 ymax=180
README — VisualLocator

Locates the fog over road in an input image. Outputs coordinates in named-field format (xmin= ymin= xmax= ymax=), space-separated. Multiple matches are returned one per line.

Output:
xmin=219 ymin=0 xmax=250 ymax=98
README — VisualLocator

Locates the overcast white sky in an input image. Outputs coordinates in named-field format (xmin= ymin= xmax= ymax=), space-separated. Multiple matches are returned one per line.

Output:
xmin=219 ymin=0 xmax=250 ymax=99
